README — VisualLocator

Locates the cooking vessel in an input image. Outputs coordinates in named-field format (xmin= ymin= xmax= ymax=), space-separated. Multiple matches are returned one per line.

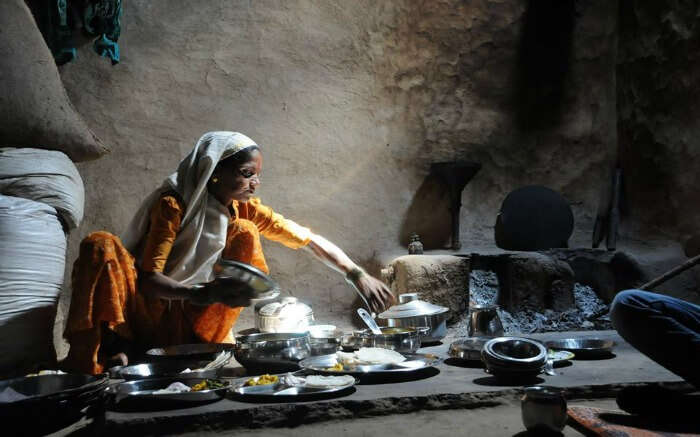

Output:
xmin=467 ymin=304 xmax=504 ymax=337
xmin=233 ymin=332 xmax=311 ymax=374
xmin=521 ymin=386 xmax=568 ymax=433
xmin=254 ymin=296 xmax=314 ymax=333
xmin=307 ymin=325 xmax=344 ymax=356
xmin=347 ymin=326 xmax=429 ymax=354
xmin=378 ymin=293 xmax=449 ymax=343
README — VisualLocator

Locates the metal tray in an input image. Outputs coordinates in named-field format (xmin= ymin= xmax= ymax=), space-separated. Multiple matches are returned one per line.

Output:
xmin=230 ymin=374 xmax=357 ymax=400
xmin=299 ymin=353 xmax=441 ymax=375
xmin=105 ymin=377 xmax=229 ymax=405
xmin=545 ymin=338 xmax=615 ymax=358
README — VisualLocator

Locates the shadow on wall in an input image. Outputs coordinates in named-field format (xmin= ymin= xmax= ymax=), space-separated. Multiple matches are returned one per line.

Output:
xmin=398 ymin=173 xmax=453 ymax=250
xmin=513 ymin=0 xmax=575 ymax=131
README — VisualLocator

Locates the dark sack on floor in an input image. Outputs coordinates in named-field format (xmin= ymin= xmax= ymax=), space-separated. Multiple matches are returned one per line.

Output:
xmin=0 ymin=0 xmax=109 ymax=162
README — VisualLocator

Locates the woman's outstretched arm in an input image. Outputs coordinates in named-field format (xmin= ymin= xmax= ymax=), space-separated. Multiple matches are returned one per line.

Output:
xmin=305 ymin=234 xmax=395 ymax=313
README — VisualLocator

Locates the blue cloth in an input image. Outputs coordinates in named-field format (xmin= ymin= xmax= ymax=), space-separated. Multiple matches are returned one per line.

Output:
xmin=610 ymin=290 xmax=700 ymax=387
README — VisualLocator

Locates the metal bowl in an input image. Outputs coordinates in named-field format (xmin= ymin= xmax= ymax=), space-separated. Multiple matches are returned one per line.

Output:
xmin=117 ymin=360 xmax=225 ymax=380
xmin=234 ymin=332 xmax=311 ymax=374
xmin=145 ymin=343 xmax=235 ymax=361
xmin=482 ymin=337 xmax=547 ymax=378
xmin=448 ymin=338 xmax=489 ymax=361
xmin=545 ymin=338 xmax=615 ymax=358
xmin=521 ymin=386 xmax=568 ymax=433
xmin=353 ymin=326 xmax=429 ymax=354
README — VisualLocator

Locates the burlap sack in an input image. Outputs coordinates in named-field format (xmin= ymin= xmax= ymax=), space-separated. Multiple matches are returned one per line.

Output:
xmin=0 ymin=0 xmax=109 ymax=162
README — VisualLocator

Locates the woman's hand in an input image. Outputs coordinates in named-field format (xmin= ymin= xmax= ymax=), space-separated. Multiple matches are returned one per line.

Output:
xmin=350 ymin=272 xmax=396 ymax=314
xmin=194 ymin=278 xmax=253 ymax=308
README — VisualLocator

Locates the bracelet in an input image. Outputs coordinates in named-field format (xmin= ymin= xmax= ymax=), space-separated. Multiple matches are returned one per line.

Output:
xmin=345 ymin=267 xmax=365 ymax=283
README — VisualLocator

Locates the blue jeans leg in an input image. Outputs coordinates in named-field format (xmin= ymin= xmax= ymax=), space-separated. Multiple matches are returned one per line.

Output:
xmin=610 ymin=289 xmax=700 ymax=387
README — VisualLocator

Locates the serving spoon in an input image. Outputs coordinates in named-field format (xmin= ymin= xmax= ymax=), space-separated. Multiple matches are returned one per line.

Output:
xmin=357 ymin=308 xmax=383 ymax=335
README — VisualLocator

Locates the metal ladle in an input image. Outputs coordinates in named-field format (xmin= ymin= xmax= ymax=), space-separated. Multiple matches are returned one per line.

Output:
xmin=357 ymin=308 xmax=383 ymax=335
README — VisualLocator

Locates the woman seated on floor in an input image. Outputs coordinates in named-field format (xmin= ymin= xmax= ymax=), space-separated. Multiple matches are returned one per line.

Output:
xmin=63 ymin=131 xmax=394 ymax=374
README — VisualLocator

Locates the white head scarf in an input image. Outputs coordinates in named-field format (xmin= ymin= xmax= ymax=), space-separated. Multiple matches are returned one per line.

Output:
xmin=121 ymin=131 xmax=258 ymax=286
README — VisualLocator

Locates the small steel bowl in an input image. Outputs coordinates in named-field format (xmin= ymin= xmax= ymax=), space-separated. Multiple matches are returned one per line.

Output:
xmin=233 ymin=332 xmax=311 ymax=374
xmin=521 ymin=386 xmax=567 ymax=433
xmin=448 ymin=338 xmax=489 ymax=361
xmin=545 ymin=338 xmax=615 ymax=358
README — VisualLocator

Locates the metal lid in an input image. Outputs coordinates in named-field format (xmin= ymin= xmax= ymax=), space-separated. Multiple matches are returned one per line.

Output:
xmin=378 ymin=293 xmax=448 ymax=319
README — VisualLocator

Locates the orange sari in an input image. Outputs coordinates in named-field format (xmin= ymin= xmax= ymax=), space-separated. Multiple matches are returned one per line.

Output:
xmin=63 ymin=195 xmax=310 ymax=374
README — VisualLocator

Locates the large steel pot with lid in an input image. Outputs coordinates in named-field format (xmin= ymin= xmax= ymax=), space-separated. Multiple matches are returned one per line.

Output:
xmin=378 ymin=293 xmax=449 ymax=343
xmin=255 ymin=296 xmax=314 ymax=333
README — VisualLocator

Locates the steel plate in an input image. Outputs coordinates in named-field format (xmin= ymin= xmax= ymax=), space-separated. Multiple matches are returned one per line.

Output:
xmin=105 ymin=377 xmax=229 ymax=405
xmin=213 ymin=260 xmax=280 ymax=300
xmin=299 ymin=353 xmax=441 ymax=375
xmin=231 ymin=375 xmax=357 ymax=399
xmin=117 ymin=360 xmax=223 ymax=380
xmin=545 ymin=338 xmax=615 ymax=358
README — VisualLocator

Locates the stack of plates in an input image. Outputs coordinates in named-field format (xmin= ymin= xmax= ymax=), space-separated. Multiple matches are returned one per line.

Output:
xmin=0 ymin=373 xmax=109 ymax=434
xmin=482 ymin=337 xmax=547 ymax=379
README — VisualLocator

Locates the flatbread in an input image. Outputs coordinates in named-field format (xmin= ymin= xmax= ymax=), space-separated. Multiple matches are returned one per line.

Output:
xmin=305 ymin=375 xmax=355 ymax=388
xmin=355 ymin=347 xmax=406 ymax=365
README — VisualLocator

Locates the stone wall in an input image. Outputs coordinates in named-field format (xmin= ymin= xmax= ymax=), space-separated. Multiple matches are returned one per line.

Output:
xmin=51 ymin=0 xmax=638 ymax=356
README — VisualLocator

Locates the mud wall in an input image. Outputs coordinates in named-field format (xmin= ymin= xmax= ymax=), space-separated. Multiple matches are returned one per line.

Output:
xmin=53 ymin=0 xmax=621 ymax=356
xmin=616 ymin=0 xmax=700 ymax=241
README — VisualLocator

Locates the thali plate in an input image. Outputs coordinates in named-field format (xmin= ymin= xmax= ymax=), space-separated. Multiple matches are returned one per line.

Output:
xmin=105 ymin=377 xmax=229 ymax=406
xmin=299 ymin=353 xmax=441 ymax=375
xmin=231 ymin=374 xmax=357 ymax=400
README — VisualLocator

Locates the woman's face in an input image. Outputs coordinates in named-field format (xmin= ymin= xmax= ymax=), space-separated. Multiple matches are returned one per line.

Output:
xmin=209 ymin=149 xmax=263 ymax=205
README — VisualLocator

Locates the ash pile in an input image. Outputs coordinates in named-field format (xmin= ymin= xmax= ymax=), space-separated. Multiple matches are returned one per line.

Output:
xmin=448 ymin=270 xmax=612 ymax=337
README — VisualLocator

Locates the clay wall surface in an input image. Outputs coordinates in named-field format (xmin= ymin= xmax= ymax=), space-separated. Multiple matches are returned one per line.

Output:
xmin=616 ymin=0 xmax=700 ymax=241
xmin=54 ymin=0 xmax=623 ymax=356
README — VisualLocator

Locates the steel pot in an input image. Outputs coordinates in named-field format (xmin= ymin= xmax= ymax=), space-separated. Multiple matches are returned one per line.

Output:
xmin=521 ymin=386 xmax=568 ymax=433
xmin=348 ymin=326 xmax=429 ymax=354
xmin=233 ymin=332 xmax=311 ymax=374
xmin=254 ymin=296 xmax=314 ymax=333
xmin=307 ymin=325 xmax=344 ymax=356
xmin=378 ymin=293 xmax=449 ymax=343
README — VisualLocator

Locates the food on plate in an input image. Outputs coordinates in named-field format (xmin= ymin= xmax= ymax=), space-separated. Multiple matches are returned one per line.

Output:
xmin=244 ymin=374 xmax=279 ymax=386
xmin=354 ymin=347 xmax=406 ymax=364
xmin=152 ymin=381 xmax=191 ymax=394
xmin=192 ymin=379 xmax=228 ymax=391
xmin=305 ymin=374 xmax=355 ymax=388
xmin=325 ymin=362 xmax=344 ymax=372
xmin=332 ymin=347 xmax=406 ymax=368
xmin=279 ymin=372 xmax=306 ymax=386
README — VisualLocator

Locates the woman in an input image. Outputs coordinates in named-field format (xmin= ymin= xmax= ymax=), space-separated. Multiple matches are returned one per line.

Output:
xmin=63 ymin=132 xmax=394 ymax=374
